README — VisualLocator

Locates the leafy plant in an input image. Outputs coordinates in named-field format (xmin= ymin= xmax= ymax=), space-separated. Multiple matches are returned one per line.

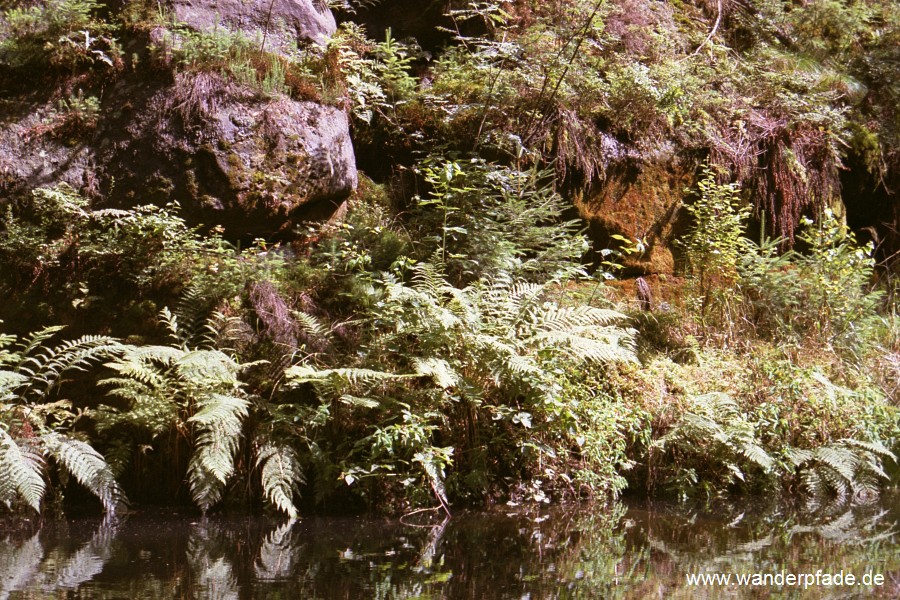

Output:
xmin=785 ymin=439 xmax=895 ymax=503
xmin=653 ymin=392 xmax=775 ymax=499
xmin=0 ymin=0 xmax=120 ymax=73
xmin=292 ymin=257 xmax=637 ymax=506
xmin=98 ymin=310 xmax=252 ymax=514
xmin=0 ymin=325 xmax=125 ymax=514
xmin=680 ymin=165 xmax=752 ymax=333
xmin=410 ymin=156 xmax=587 ymax=285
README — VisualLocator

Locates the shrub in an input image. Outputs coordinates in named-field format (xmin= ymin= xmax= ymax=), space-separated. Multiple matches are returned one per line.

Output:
xmin=738 ymin=210 xmax=883 ymax=358
xmin=679 ymin=165 xmax=752 ymax=335
xmin=282 ymin=259 xmax=636 ymax=507
xmin=410 ymin=156 xmax=588 ymax=285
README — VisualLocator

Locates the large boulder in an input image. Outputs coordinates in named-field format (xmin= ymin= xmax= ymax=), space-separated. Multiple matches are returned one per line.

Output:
xmin=102 ymin=72 xmax=357 ymax=235
xmin=0 ymin=1 xmax=356 ymax=237
xmin=169 ymin=0 xmax=336 ymax=48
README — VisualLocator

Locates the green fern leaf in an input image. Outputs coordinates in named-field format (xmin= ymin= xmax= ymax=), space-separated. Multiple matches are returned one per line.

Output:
xmin=292 ymin=310 xmax=330 ymax=340
xmin=42 ymin=433 xmax=126 ymax=514
xmin=840 ymin=438 xmax=896 ymax=461
xmin=257 ymin=443 xmax=304 ymax=519
xmin=0 ymin=430 xmax=45 ymax=513
xmin=413 ymin=357 xmax=459 ymax=389
xmin=814 ymin=446 xmax=860 ymax=484
xmin=187 ymin=393 xmax=249 ymax=513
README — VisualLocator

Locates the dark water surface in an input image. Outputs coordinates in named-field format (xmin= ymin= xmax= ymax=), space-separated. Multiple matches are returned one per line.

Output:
xmin=2 ymin=495 xmax=899 ymax=599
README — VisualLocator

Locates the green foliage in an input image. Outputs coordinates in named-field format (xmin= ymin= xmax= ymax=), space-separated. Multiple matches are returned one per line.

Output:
xmin=284 ymin=257 xmax=636 ymax=506
xmin=374 ymin=29 xmax=415 ymax=103
xmin=652 ymin=385 xmax=896 ymax=502
xmin=51 ymin=90 xmax=101 ymax=135
xmin=679 ymin=166 xmax=752 ymax=334
xmin=98 ymin=311 xmax=251 ymax=514
xmin=654 ymin=393 xmax=775 ymax=499
xmin=786 ymin=439 xmax=895 ymax=502
xmin=0 ymin=324 xmax=125 ymax=514
xmin=792 ymin=212 xmax=883 ymax=355
xmin=0 ymin=185 xmax=257 ymax=332
xmin=256 ymin=443 xmax=303 ymax=519
xmin=0 ymin=0 xmax=120 ymax=73
xmin=737 ymin=210 xmax=883 ymax=357
xmin=681 ymin=166 xmax=751 ymax=288
xmin=410 ymin=157 xmax=587 ymax=284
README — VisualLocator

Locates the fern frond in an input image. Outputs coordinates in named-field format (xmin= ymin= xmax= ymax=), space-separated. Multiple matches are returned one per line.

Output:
xmin=42 ymin=433 xmax=126 ymax=514
xmin=197 ymin=312 xmax=245 ymax=352
xmin=535 ymin=306 xmax=628 ymax=331
xmin=413 ymin=358 xmax=459 ymax=389
xmin=187 ymin=393 xmax=249 ymax=513
xmin=444 ymin=286 xmax=479 ymax=323
xmin=0 ymin=370 xmax=27 ymax=395
xmin=257 ymin=443 xmax=304 ymax=519
xmin=412 ymin=259 xmax=450 ymax=299
xmin=338 ymin=395 xmax=381 ymax=408
xmin=173 ymin=284 xmax=216 ymax=346
xmin=814 ymin=446 xmax=860 ymax=484
xmin=785 ymin=447 xmax=814 ymax=467
xmin=739 ymin=442 xmax=775 ymax=472
xmin=285 ymin=365 xmax=410 ymax=386
xmin=292 ymin=310 xmax=330 ymax=340
xmin=186 ymin=459 xmax=225 ymax=515
xmin=14 ymin=326 xmax=66 ymax=365
xmin=110 ymin=344 xmax=184 ymax=365
xmin=159 ymin=307 xmax=182 ymax=345
xmin=177 ymin=350 xmax=240 ymax=387
xmin=0 ymin=430 xmax=45 ymax=513
xmin=18 ymin=336 xmax=122 ymax=399
xmin=840 ymin=438 xmax=896 ymax=461
xmin=527 ymin=329 xmax=637 ymax=363
xmin=189 ymin=394 xmax=248 ymax=481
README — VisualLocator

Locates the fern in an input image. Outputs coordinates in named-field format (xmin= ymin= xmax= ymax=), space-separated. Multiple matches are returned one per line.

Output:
xmin=99 ymin=309 xmax=256 ymax=514
xmin=0 ymin=326 xmax=125 ymax=514
xmin=655 ymin=393 xmax=775 ymax=497
xmin=0 ymin=429 xmax=45 ymax=513
xmin=788 ymin=438 xmax=896 ymax=501
xmin=291 ymin=258 xmax=637 ymax=507
xmin=42 ymin=433 xmax=125 ymax=515
xmin=257 ymin=443 xmax=304 ymax=519
xmin=285 ymin=365 xmax=413 ymax=388
xmin=10 ymin=332 xmax=123 ymax=403
xmin=188 ymin=393 xmax=249 ymax=513
xmin=413 ymin=357 xmax=459 ymax=390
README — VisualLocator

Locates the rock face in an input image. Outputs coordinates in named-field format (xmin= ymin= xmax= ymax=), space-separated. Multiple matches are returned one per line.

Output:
xmin=575 ymin=142 xmax=693 ymax=276
xmin=170 ymin=0 xmax=336 ymax=49
xmin=0 ymin=0 xmax=356 ymax=237
xmin=98 ymin=72 xmax=357 ymax=235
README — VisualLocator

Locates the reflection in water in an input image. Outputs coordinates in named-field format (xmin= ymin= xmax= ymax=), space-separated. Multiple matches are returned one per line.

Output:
xmin=0 ymin=496 xmax=898 ymax=598
xmin=0 ymin=516 xmax=118 ymax=598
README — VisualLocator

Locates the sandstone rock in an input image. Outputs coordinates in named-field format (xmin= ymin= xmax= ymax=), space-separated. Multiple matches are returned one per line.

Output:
xmin=0 ymin=3 xmax=357 ymax=238
xmin=169 ymin=0 xmax=336 ymax=49
xmin=576 ymin=145 xmax=693 ymax=276
xmin=98 ymin=72 xmax=357 ymax=235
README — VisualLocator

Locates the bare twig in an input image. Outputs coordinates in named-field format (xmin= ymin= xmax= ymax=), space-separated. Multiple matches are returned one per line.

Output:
xmin=684 ymin=0 xmax=723 ymax=60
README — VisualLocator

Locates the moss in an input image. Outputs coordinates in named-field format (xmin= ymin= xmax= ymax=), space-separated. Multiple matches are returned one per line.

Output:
xmin=184 ymin=170 xmax=199 ymax=199
xmin=576 ymin=157 xmax=695 ymax=275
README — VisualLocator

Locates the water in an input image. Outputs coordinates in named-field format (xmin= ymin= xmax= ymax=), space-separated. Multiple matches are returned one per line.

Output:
xmin=1 ymin=495 xmax=899 ymax=599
